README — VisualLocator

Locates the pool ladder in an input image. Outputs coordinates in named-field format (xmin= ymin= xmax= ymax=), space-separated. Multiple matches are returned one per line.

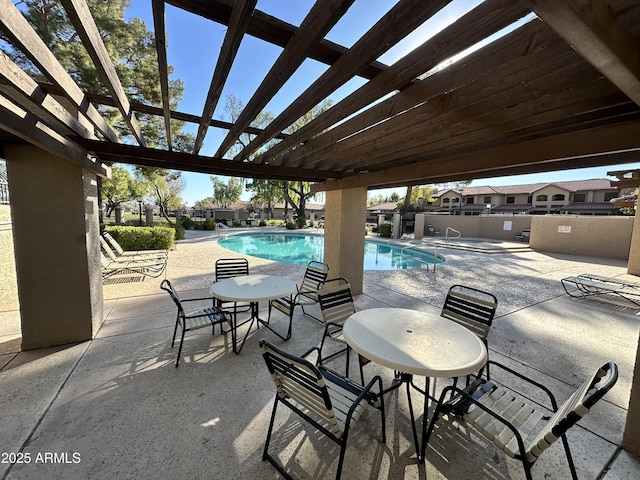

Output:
xmin=445 ymin=227 xmax=461 ymax=243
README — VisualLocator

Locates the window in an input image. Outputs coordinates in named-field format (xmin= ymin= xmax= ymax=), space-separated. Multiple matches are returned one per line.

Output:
xmin=442 ymin=197 xmax=450 ymax=204
xmin=506 ymin=196 xmax=515 ymax=204
xmin=604 ymin=192 xmax=617 ymax=202
xmin=452 ymin=197 xmax=459 ymax=203
xmin=552 ymin=194 xmax=565 ymax=201
xmin=483 ymin=196 xmax=491 ymax=204
xmin=536 ymin=195 xmax=548 ymax=201
xmin=574 ymin=193 xmax=586 ymax=202
xmin=527 ymin=195 xmax=532 ymax=203
xmin=466 ymin=197 xmax=474 ymax=204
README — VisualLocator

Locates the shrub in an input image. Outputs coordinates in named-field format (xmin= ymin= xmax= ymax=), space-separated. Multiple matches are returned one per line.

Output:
xmin=179 ymin=215 xmax=194 ymax=230
xmin=203 ymin=219 xmax=217 ymax=230
xmin=104 ymin=225 xmax=175 ymax=250
xmin=285 ymin=221 xmax=298 ymax=230
xmin=259 ymin=220 xmax=267 ymax=227
xmin=174 ymin=223 xmax=185 ymax=241
xmin=378 ymin=222 xmax=393 ymax=238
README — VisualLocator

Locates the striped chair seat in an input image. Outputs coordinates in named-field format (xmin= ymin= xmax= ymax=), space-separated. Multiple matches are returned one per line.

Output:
xmin=259 ymin=340 xmax=385 ymax=480
xmin=161 ymin=279 xmax=232 ymax=367
xmin=424 ymin=361 xmax=618 ymax=480
xmin=316 ymin=278 xmax=356 ymax=377
xmin=270 ymin=260 xmax=329 ymax=334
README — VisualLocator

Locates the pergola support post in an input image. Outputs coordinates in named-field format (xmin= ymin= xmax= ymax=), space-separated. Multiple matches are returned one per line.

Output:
xmin=5 ymin=144 xmax=103 ymax=349
xmin=324 ymin=187 xmax=367 ymax=294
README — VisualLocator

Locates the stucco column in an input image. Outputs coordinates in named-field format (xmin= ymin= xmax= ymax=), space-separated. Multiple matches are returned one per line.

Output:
xmin=627 ymin=206 xmax=640 ymax=275
xmin=623 ymin=337 xmax=640 ymax=455
xmin=5 ymin=145 xmax=103 ymax=349
xmin=324 ymin=187 xmax=367 ymax=294
xmin=414 ymin=213 xmax=425 ymax=239
xmin=622 ymin=206 xmax=640 ymax=453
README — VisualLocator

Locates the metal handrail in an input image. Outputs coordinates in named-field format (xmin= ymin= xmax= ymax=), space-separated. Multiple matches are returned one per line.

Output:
xmin=445 ymin=227 xmax=461 ymax=243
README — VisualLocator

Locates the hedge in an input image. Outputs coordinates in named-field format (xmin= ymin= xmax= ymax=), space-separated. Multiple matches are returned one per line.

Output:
xmin=104 ymin=225 xmax=175 ymax=250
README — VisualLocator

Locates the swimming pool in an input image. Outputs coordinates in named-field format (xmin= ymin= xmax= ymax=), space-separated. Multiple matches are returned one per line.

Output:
xmin=217 ymin=233 xmax=444 ymax=270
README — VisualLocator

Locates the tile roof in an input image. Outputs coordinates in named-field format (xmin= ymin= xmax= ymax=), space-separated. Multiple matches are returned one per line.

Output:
xmin=433 ymin=178 xmax=615 ymax=197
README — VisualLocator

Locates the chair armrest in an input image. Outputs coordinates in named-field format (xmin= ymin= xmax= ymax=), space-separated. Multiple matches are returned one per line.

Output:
xmin=435 ymin=383 xmax=530 ymax=457
xmin=182 ymin=296 xmax=215 ymax=303
xmin=485 ymin=361 xmax=559 ymax=411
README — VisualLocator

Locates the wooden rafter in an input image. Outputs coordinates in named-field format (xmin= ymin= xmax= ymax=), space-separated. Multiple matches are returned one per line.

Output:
xmin=214 ymin=0 xmax=355 ymax=158
xmin=165 ymin=0 xmax=388 ymax=79
xmin=151 ymin=0 xmax=172 ymax=150
xmin=232 ymin=0 xmax=451 ymax=163
xmin=60 ymin=0 xmax=146 ymax=147
xmin=528 ymin=0 xmax=640 ymax=107
xmin=32 ymin=82 xmax=289 ymax=140
xmin=0 ymin=93 xmax=110 ymax=177
xmin=0 ymin=0 xmax=118 ymax=142
xmin=313 ymin=120 xmax=640 ymax=192
xmin=78 ymin=139 xmax=340 ymax=181
xmin=0 ymin=51 xmax=92 ymax=139
xmin=193 ymin=0 xmax=257 ymax=155
xmin=256 ymin=0 xmax=531 ymax=167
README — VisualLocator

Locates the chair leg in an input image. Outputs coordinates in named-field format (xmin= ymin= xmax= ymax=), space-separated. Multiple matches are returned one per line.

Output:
xmin=560 ymin=434 xmax=579 ymax=480
xmin=175 ymin=327 xmax=187 ymax=367
xmin=263 ymin=397 xmax=279 ymax=462
xmin=171 ymin=314 xmax=180 ymax=347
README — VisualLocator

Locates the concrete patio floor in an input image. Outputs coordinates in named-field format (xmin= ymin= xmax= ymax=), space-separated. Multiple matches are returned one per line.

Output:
xmin=1 ymin=228 xmax=639 ymax=479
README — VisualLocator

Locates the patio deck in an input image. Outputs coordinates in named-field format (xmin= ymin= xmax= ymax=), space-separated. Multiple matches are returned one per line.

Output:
xmin=1 ymin=229 xmax=639 ymax=479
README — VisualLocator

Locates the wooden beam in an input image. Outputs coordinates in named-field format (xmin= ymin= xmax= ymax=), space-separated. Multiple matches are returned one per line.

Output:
xmin=0 ymin=51 xmax=92 ymax=139
xmin=60 ymin=0 xmax=146 ymax=146
xmin=151 ymin=0 xmax=172 ymax=150
xmin=232 ymin=0 xmax=451 ymax=162
xmin=165 ymin=0 xmax=388 ymax=79
xmin=0 ymin=93 xmax=110 ymax=178
xmin=214 ymin=0 xmax=355 ymax=158
xmin=0 ymin=0 xmax=118 ymax=142
xmin=528 ymin=0 xmax=640 ymax=107
xmin=256 ymin=0 xmax=531 ymax=166
xmin=283 ymin=19 xmax=555 ymax=168
xmin=311 ymin=120 xmax=640 ymax=191
xmin=31 ymin=82 xmax=289 ymax=140
xmin=78 ymin=139 xmax=340 ymax=181
xmin=194 ymin=0 xmax=257 ymax=154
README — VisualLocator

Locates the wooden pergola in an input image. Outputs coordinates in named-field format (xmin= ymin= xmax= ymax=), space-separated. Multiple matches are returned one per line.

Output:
xmin=1 ymin=0 xmax=639 ymax=189
xmin=1 ymin=0 xmax=640 ymax=458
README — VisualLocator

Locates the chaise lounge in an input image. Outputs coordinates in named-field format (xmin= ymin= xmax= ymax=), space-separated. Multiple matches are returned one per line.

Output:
xmin=561 ymin=273 xmax=640 ymax=307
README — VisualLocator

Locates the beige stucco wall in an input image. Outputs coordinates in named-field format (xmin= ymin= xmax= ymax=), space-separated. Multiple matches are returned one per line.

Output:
xmin=0 ymin=205 xmax=18 ymax=311
xmin=530 ymin=215 xmax=632 ymax=259
xmin=424 ymin=213 xmax=633 ymax=259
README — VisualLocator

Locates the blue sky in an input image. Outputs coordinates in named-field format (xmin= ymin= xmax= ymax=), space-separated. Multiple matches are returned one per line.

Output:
xmin=124 ymin=1 xmax=639 ymax=205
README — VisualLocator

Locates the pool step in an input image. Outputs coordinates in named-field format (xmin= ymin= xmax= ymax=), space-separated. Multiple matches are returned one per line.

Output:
xmin=435 ymin=242 xmax=533 ymax=254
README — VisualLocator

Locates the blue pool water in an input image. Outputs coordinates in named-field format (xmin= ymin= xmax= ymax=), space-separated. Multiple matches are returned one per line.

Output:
xmin=218 ymin=233 xmax=444 ymax=270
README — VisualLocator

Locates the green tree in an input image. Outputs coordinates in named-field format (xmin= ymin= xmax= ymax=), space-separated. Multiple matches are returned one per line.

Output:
xmin=135 ymin=167 xmax=185 ymax=223
xmin=11 ymin=0 xmax=194 ymax=148
xmin=246 ymin=179 xmax=283 ymax=219
xmin=101 ymin=165 xmax=137 ymax=217
xmin=211 ymin=176 xmax=242 ymax=208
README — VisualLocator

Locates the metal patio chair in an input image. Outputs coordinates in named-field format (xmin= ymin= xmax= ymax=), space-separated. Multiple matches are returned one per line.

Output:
xmin=160 ymin=279 xmax=232 ymax=367
xmin=423 ymin=361 xmax=618 ymax=480
xmin=259 ymin=339 xmax=385 ymax=480
xmin=441 ymin=284 xmax=497 ymax=380
xmin=268 ymin=260 xmax=329 ymax=339
xmin=213 ymin=257 xmax=250 ymax=313
xmin=314 ymin=278 xmax=357 ymax=378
